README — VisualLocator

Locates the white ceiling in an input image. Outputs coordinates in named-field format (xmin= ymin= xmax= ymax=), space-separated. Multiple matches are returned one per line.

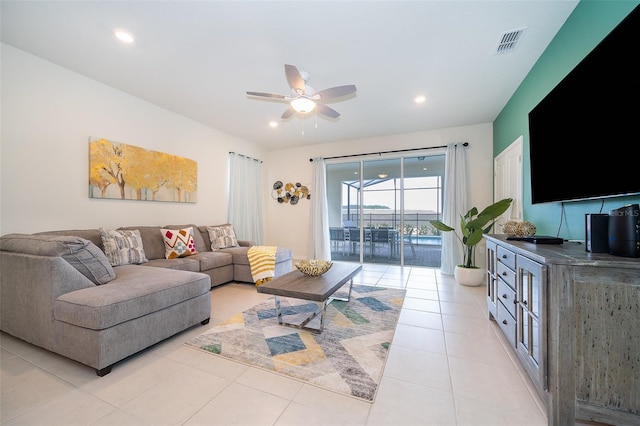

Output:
xmin=1 ymin=0 xmax=579 ymax=150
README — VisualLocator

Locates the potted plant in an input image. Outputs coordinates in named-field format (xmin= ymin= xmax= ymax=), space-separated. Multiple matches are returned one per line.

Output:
xmin=430 ymin=198 xmax=513 ymax=286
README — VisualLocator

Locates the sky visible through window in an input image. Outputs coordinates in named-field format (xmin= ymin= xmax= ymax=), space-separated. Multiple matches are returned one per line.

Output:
xmin=344 ymin=176 xmax=441 ymax=212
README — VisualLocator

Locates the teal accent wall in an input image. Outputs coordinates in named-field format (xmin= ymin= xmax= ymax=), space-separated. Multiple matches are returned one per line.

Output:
xmin=494 ymin=0 xmax=640 ymax=240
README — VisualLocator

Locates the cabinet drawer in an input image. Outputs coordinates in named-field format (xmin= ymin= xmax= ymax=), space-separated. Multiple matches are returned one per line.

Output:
xmin=497 ymin=278 xmax=517 ymax=318
xmin=497 ymin=301 xmax=516 ymax=349
xmin=497 ymin=261 xmax=516 ymax=288
xmin=497 ymin=246 xmax=516 ymax=270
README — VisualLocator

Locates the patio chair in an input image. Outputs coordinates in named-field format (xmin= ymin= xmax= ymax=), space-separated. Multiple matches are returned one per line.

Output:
xmin=346 ymin=227 xmax=371 ymax=256
xmin=329 ymin=227 xmax=348 ymax=255
xmin=371 ymin=228 xmax=393 ymax=259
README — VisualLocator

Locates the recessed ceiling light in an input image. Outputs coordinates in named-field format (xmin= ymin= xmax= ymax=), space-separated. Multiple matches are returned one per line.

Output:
xmin=414 ymin=95 xmax=427 ymax=104
xmin=114 ymin=30 xmax=134 ymax=44
xmin=269 ymin=121 xmax=278 ymax=128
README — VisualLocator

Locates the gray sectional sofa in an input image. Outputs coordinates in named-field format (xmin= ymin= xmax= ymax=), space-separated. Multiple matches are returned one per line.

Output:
xmin=0 ymin=224 xmax=293 ymax=376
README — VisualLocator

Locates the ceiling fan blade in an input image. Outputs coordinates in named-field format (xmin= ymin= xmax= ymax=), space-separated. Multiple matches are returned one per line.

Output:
xmin=316 ymin=104 xmax=340 ymax=119
xmin=281 ymin=107 xmax=295 ymax=119
xmin=246 ymin=91 xmax=287 ymax=99
xmin=315 ymin=85 xmax=357 ymax=100
xmin=284 ymin=64 xmax=305 ymax=94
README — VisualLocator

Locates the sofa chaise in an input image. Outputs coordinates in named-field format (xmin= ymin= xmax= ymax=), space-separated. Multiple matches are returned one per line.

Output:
xmin=0 ymin=224 xmax=293 ymax=376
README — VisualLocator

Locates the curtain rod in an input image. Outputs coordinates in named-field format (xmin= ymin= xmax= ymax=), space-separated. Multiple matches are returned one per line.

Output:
xmin=309 ymin=142 xmax=468 ymax=162
xmin=229 ymin=151 xmax=263 ymax=163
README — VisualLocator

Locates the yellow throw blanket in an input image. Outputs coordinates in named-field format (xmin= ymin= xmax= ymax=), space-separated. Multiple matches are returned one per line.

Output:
xmin=248 ymin=246 xmax=277 ymax=286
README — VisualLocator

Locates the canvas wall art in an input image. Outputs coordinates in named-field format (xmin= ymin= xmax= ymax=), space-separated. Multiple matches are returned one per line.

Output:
xmin=89 ymin=137 xmax=197 ymax=203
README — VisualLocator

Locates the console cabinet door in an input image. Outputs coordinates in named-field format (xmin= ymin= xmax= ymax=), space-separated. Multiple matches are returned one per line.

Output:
xmin=516 ymin=254 xmax=547 ymax=395
xmin=486 ymin=240 xmax=498 ymax=319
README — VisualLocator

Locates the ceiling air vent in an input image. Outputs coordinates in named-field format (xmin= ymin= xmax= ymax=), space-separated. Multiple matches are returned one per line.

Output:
xmin=495 ymin=27 xmax=527 ymax=54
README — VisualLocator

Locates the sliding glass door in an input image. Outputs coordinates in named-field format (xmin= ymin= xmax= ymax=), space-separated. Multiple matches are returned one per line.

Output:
xmin=326 ymin=154 xmax=444 ymax=267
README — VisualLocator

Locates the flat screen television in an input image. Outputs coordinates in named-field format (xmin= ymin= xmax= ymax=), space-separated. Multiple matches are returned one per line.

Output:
xmin=528 ymin=5 xmax=640 ymax=205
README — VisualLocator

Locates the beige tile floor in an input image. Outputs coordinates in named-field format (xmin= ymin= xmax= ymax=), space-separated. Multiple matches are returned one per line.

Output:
xmin=1 ymin=263 xmax=547 ymax=425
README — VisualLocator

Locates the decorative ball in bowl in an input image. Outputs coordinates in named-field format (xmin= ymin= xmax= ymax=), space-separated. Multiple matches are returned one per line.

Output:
xmin=295 ymin=260 xmax=333 ymax=276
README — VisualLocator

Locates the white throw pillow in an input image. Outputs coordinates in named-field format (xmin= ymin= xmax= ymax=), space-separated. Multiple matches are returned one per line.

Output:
xmin=206 ymin=224 xmax=238 ymax=250
xmin=160 ymin=227 xmax=198 ymax=259
xmin=99 ymin=228 xmax=148 ymax=266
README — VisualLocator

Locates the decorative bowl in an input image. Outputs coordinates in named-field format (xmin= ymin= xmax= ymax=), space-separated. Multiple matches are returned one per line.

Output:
xmin=295 ymin=260 xmax=333 ymax=276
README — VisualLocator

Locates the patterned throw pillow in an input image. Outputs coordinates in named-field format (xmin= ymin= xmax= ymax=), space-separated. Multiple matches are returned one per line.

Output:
xmin=206 ymin=224 xmax=239 ymax=250
xmin=161 ymin=227 xmax=198 ymax=259
xmin=99 ymin=228 xmax=148 ymax=266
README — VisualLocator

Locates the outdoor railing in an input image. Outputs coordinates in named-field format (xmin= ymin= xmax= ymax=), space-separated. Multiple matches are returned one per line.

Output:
xmin=341 ymin=212 xmax=442 ymax=241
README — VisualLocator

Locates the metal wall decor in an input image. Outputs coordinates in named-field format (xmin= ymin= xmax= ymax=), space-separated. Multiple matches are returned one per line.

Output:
xmin=272 ymin=181 xmax=310 ymax=205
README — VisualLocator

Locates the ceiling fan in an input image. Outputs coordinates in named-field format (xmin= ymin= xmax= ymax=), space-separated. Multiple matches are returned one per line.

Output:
xmin=246 ymin=64 xmax=357 ymax=119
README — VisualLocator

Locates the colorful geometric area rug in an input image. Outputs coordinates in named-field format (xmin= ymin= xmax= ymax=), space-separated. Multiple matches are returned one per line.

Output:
xmin=185 ymin=284 xmax=406 ymax=402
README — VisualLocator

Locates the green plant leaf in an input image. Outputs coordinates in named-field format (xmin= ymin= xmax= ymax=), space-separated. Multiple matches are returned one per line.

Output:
xmin=478 ymin=198 xmax=512 ymax=218
xmin=429 ymin=198 xmax=513 ymax=267
xmin=459 ymin=215 xmax=471 ymax=238
xmin=482 ymin=222 xmax=496 ymax=234
xmin=465 ymin=228 xmax=485 ymax=246
xmin=465 ymin=214 xmax=492 ymax=230
xmin=429 ymin=221 xmax=454 ymax=232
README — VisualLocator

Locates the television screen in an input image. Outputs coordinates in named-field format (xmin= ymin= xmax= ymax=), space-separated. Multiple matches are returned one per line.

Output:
xmin=528 ymin=5 xmax=640 ymax=205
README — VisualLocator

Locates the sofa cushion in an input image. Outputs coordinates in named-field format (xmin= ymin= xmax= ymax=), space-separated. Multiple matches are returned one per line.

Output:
xmin=54 ymin=265 xmax=210 ymax=330
xmin=0 ymin=233 xmax=116 ymax=285
xmin=118 ymin=226 xmax=165 ymax=260
xmin=218 ymin=245 xmax=251 ymax=265
xmin=165 ymin=224 xmax=208 ymax=253
xmin=222 ymin=246 xmax=292 ymax=266
xmin=144 ymin=257 xmax=201 ymax=272
xmin=160 ymin=227 xmax=198 ymax=259
xmin=99 ymin=228 xmax=148 ymax=266
xmin=191 ymin=251 xmax=233 ymax=270
xmin=206 ymin=224 xmax=238 ymax=250
xmin=33 ymin=229 xmax=104 ymax=251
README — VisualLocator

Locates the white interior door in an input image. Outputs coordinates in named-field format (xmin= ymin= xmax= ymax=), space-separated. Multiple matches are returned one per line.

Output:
xmin=494 ymin=135 xmax=523 ymax=232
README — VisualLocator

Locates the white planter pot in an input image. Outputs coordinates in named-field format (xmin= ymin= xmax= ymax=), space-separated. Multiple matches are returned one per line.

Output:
xmin=454 ymin=265 xmax=485 ymax=287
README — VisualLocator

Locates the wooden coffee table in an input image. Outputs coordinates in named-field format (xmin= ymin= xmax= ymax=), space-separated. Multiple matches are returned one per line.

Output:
xmin=256 ymin=263 xmax=362 ymax=333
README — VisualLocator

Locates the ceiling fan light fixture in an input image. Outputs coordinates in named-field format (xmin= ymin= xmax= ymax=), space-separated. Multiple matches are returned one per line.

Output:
xmin=114 ymin=30 xmax=134 ymax=44
xmin=290 ymin=97 xmax=316 ymax=113
xmin=248 ymin=64 xmax=356 ymax=119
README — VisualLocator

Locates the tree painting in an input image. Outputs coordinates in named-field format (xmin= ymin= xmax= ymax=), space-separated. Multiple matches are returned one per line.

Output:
xmin=89 ymin=138 xmax=197 ymax=203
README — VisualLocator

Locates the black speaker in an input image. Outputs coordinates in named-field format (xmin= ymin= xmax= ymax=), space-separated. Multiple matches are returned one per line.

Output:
xmin=609 ymin=204 xmax=640 ymax=257
xmin=585 ymin=213 xmax=609 ymax=253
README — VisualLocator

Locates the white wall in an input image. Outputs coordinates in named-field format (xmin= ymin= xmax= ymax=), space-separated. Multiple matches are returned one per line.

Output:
xmin=265 ymin=123 xmax=494 ymax=260
xmin=1 ymin=43 xmax=494 ymax=265
xmin=0 ymin=44 xmax=265 ymax=235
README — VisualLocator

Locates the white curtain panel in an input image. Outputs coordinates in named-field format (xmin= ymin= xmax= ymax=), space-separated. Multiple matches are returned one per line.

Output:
xmin=228 ymin=152 xmax=264 ymax=245
xmin=440 ymin=143 xmax=468 ymax=274
xmin=311 ymin=158 xmax=331 ymax=260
